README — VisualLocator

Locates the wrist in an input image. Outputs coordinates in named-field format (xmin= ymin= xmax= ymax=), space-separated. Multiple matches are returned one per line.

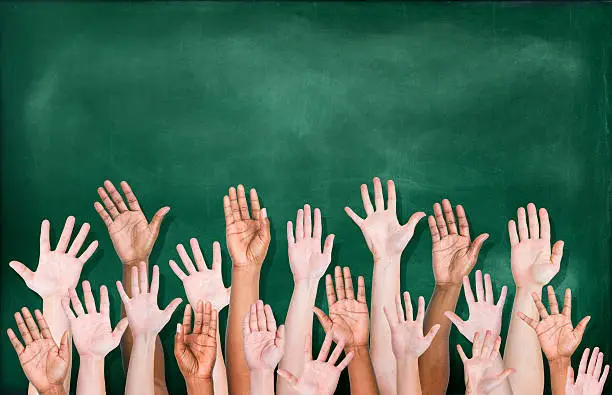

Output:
xmin=122 ymin=258 xmax=148 ymax=267
xmin=133 ymin=333 xmax=158 ymax=347
xmin=41 ymin=385 xmax=65 ymax=395
xmin=434 ymin=282 xmax=462 ymax=291
xmin=396 ymin=355 xmax=419 ymax=370
xmin=293 ymin=276 xmax=321 ymax=289
xmin=373 ymin=254 xmax=401 ymax=266
xmin=186 ymin=377 xmax=213 ymax=392
xmin=78 ymin=354 xmax=105 ymax=364
xmin=548 ymin=356 xmax=571 ymax=369
xmin=345 ymin=344 xmax=369 ymax=357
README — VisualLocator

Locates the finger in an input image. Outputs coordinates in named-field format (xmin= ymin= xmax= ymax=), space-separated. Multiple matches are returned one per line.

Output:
xmin=242 ymin=312 xmax=251 ymax=337
xmin=456 ymin=205 xmax=471 ymax=238
xmin=223 ymin=195 xmax=235 ymax=226
xmin=35 ymin=309 xmax=53 ymax=340
xmin=517 ymin=207 xmax=528 ymax=241
xmin=237 ymin=185 xmax=250 ymax=220
xmin=130 ymin=265 xmax=140 ymax=296
xmin=357 ymin=276 xmax=366 ymax=303
xmin=442 ymin=199 xmax=458 ymax=234
xmin=457 ymin=344 xmax=468 ymax=363
xmin=275 ymin=325 xmax=285 ymax=350
xmin=39 ymin=219 xmax=51 ymax=252
xmin=334 ymin=266 xmax=346 ymax=300
xmin=551 ymin=240 xmax=564 ymax=269
xmin=149 ymin=207 xmax=170 ymax=239
xmin=589 ymin=348 xmax=602 ymax=376
xmin=547 ymin=286 xmax=560 ymax=315
xmin=336 ymin=350 xmax=355 ymax=371
xmin=120 ymin=181 xmax=142 ymax=211
xmin=296 ymin=209 xmax=304 ymax=241
xmin=169 ymin=260 xmax=187 ymax=281
xmin=61 ymin=298 xmax=76 ymax=321
xmin=373 ymin=177 xmax=384 ymax=211
xmin=578 ymin=348 xmax=590 ymax=374
xmin=202 ymin=302 xmax=212 ymax=334
xmin=69 ymin=288 xmax=85 ymax=316
xmin=183 ymin=304 xmax=193 ymax=334
xmin=599 ymin=365 xmax=609 ymax=385
xmin=277 ymin=369 xmax=299 ymax=388
xmin=573 ymin=316 xmax=591 ymax=341
xmin=325 ymin=274 xmax=337 ymax=306
xmin=56 ymin=216 xmax=75 ymax=253
xmin=395 ymin=293 xmax=405 ymax=323
xmin=264 ymin=304 xmax=277 ymax=332
xmin=508 ymin=220 xmax=519 ymax=247
xmin=211 ymin=241 xmax=222 ymax=272
xmin=98 ymin=187 xmax=120 ymax=219
xmin=209 ymin=309 xmax=218 ymax=338
xmin=9 ymin=261 xmax=34 ymax=285
xmin=67 ymin=223 xmax=91 ymax=256
xmin=587 ymin=347 xmax=600 ymax=375
xmin=193 ymin=301 xmax=204 ymax=334
xmin=594 ymin=352 xmax=604 ymax=378
xmin=467 ymin=233 xmax=489 ymax=262
xmin=287 ymin=221 xmax=295 ymax=247
xmin=21 ymin=308 xmax=40 ymax=341
xmin=562 ymin=288 xmax=572 ymax=317
xmin=78 ymin=240 xmax=98 ymax=264
xmin=539 ymin=207 xmax=551 ymax=240
xmin=472 ymin=332 xmax=482 ymax=358
xmin=484 ymin=273 xmax=494 ymax=304
xmin=383 ymin=306 xmax=396 ymax=329
xmin=150 ymin=265 xmax=160 ymax=296
xmin=323 ymin=234 xmax=334 ymax=257
xmin=428 ymin=216 xmax=440 ymax=243
xmin=444 ymin=311 xmax=466 ymax=333
xmin=116 ymin=281 xmax=130 ymax=304
xmin=532 ymin=292 xmax=550 ymax=319
xmin=424 ymin=324 xmax=440 ymax=346
xmin=249 ymin=303 xmax=258 ymax=332
xmin=401 ymin=212 xmax=426 ymax=243
xmin=229 ymin=187 xmax=241 ymax=222
xmin=58 ymin=331 xmax=70 ymax=361
xmin=327 ymin=340 xmax=345 ymax=365
xmin=343 ymin=267 xmax=355 ymax=300
xmin=434 ymin=202 xmax=448 ymax=238
xmin=567 ymin=366 xmax=575 ymax=386
xmin=463 ymin=276 xmax=475 ymax=305
xmin=99 ymin=285 xmax=110 ymax=316
xmin=313 ymin=307 xmax=333 ymax=332
xmin=112 ymin=318 xmax=129 ymax=343
xmin=344 ymin=206 xmax=364 ymax=227
xmin=303 ymin=204 xmax=312 ymax=239
xmin=14 ymin=312 xmax=32 ymax=345
xmin=138 ymin=262 xmax=149 ymax=294
xmin=176 ymin=244 xmax=197 ymax=274
xmin=489 ymin=369 xmax=515 ymax=391
xmin=7 ymin=329 xmax=24 ymax=355
xmin=94 ymin=202 xmax=113 ymax=228
xmin=317 ymin=331 xmax=334 ymax=361
xmin=104 ymin=180 xmax=129 ymax=213
xmin=361 ymin=184 xmax=374 ymax=215
xmin=517 ymin=311 xmax=539 ymax=329
xmin=249 ymin=188 xmax=262 ymax=220
xmin=416 ymin=296 xmax=426 ymax=324
xmin=313 ymin=208 xmax=322 ymax=240
xmin=387 ymin=180 xmax=397 ymax=212
xmin=189 ymin=238 xmax=207 ymax=272
xmin=475 ymin=270 xmax=485 ymax=303
xmin=82 ymin=281 xmax=97 ymax=314
xmin=527 ymin=203 xmax=539 ymax=239
xmin=256 ymin=300 xmax=267 ymax=331
xmin=497 ymin=286 xmax=508 ymax=310
xmin=163 ymin=298 xmax=183 ymax=321
xmin=403 ymin=292 xmax=414 ymax=321
xmin=481 ymin=331 xmax=494 ymax=359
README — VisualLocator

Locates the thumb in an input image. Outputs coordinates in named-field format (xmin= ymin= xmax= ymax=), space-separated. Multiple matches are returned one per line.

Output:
xmin=551 ymin=240 xmax=564 ymax=268
xmin=277 ymin=369 xmax=299 ymax=387
xmin=163 ymin=298 xmax=183 ymax=321
xmin=112 ymin=318 xmax=129 ymax=344
xmin=400 ymin=212 xmax=426 ymax=242
xmin=573 ymin=316 xmax=591 ymax=340
xmin=275 ymin=325 xmax=286 ymax=352
xmin=423 ymin=324 xmax=440 ymax=348
xmin=174 ymin=323 xmax=186 ymax=355
xmin=313 ymin=307 xmax=332 ymax=332
xmin=9 ymin=261 xmax=34 ymax=285
xmin=58 ymin=331 xmax=70 ymax=361
xmin=566 ymin=366 xmax=575 ymax=387
xmin=483 ymin=368 xmax=514 ymax=393
xmin=468 ymin=233 xmax=489 ymax=262
xmin=444 ymin=311 xmax=466 ymax=333
xmin=149 ymin=207 xmax=170 ymax=237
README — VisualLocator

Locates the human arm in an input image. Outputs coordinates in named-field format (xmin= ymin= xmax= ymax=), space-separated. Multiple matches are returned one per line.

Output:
xmin=344 ymin=178 xmax=425 ymax=395
xmin=314 ymin=266 xmax=378 ymax=395
xmin=566 ymin=348 xmax=610 ymax=395
xmin=420 ymin=200 xmax=488 ymax=395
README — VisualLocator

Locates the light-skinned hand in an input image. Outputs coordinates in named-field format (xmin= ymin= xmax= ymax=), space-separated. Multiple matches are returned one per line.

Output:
xmin=508 ymin=203 xmax=564 ymax=287
xmin=278 ymin=332 xmax=354 ymax=395
xmin=170 ymin=239 xmax=230 ymax=311
xmin=457 ymin=331 xmax=514 ymax=394
xmin=345 ymin=177 xmax=425 ymax=262
xmin=62 ymin=280 xmax=128 ymax=359
xmin=223 ymin=185 xmax=270 ymax=269
xmin=445 ymin=270 xmax=507 ymax=342
xmin=9 ymin=217 xmax=98 ymax=298
xmin=116 ymin=262 xmax=182 ymax=337
xmin=175 ymin=300 xmax=218 ymax=380
xmin=518 ymin=286 xmax=590 ymax=362
xmin=94 ymin=180 xmax=169 ymax=265
xmin=7 ymin=308 xmax=70 ymax=394
xmin=243 ymin=300 xmax=285 ymax=371
xmin=314 ymin=266 xmax=369 ymax=351
xmin=383 ymin=291 xmax=440 ymax=359
xmin=566 ymin=347 xmax=610 ymax=395
xmin=428 ymin=199 xmax=489 ymax=287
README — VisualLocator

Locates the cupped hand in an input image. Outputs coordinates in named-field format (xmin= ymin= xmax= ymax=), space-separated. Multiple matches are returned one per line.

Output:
xmin=445 ymin=271 xmax=507 ymax=342
xmin=116 ymin=262 xmax=182 ymax=337
xmin=314 ymin=266 xmax=369 ymax=350
xmin=7 ymin=308 xmax=70 ymax=393
xmin=288 ymin=205 xmax=334 ymax=282
xmin=170 ymin=239 xmax=230 ymax=311
xmin=95 ymin=180 xmax=170 ymax=265
xmin=384 ymin=291 xmax=440 ymax=359
xmin=566 ymin=347 xmax=610 ymax=395
xmin=345 ymin=177 xmax=425 ymax=261
xmin=243 ymin=300 xmax=285 ymax=371
xmin=429 ymin=199 xmax=488 ymax=287
xmin=62 ymin=280 xmax=128 ymax=359
xmin=508 ymin=203 xmax=564 ymax=287
xmin=9 ymin=217 xmax=98 ymax=298
xmin=175 ymin=300 xmax=218 ymax=380
xmin=224 ymin=185 xmax=270 ymax=269
xmin=518 ymin=286 xmax=590 ymax=361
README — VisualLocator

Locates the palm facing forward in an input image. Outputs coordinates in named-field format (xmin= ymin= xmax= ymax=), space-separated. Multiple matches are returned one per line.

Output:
xmin=243 ymin=300 xmax=285 ymax=370
xmin=175 ymin=301 xmax=218 ymax=380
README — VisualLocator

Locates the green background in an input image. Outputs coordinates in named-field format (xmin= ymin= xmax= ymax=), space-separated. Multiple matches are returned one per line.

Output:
xmin=1 ymin=2 xmax=611 ymax=394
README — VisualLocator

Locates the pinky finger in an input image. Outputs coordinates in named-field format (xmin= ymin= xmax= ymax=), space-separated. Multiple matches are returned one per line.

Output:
xmin=457 ymin=344 xmax=468 ymax=363
xmin=599 ymin=365 xmax=610 ymax=385
xmin=7 ymin=329 xmax=24 ymax=355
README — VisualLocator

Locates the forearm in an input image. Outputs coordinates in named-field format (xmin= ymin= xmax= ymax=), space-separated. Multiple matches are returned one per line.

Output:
xmin=186 ymin=378 xmax=214 ymax=395
xmin=250 ymin=370 xmax=275 ymax=395
xmin=503 ymin=286 xmax=543 ymax=395
xmin=419 ymin=284 xmax=461 ymax=395
xmin=548 ymin=358 xmax=570 ymax=395
xmin=370 ymin=255 xmax=401 ymax=395
xmin=126 ymin=335 xmax=156 ymax=395
xmin=76 ymin=357 xmax=105 ymax=395
xmin=348 ymin=346 xmax=379 ymax=395
xmin=213 ymin=327 xmax=229 ymax=395
xmin=277 ymin=279 xmax=319 ymax=395
xmin=43 ymin=296 xmax=72 ymax=393
xmin=227 ymin=269 xmax=261 ymax=395
xmin=397 ymin=357 xmax=421 ymax=395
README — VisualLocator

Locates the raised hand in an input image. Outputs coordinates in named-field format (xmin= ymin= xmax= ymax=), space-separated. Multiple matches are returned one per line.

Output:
xmin=62 ymin=281 xmax=128 ymax=359
xmin=278 ymin=332 xmax=354 ymax=395
xmin=116 ymin=262 xmax=182 ymax=336
xmin=7 ymin=308 xmax=70 ymax=393
xmin=444 ymin=271 xmax=507 ymax=342
xmin=223 ymin=185 xmax=270 ymax=269
xmin=566 ymin=348 xmax=610 ymax=395
xmin=170 ymin=239 xmax=230 ymax=311
xmin=94 ymin=180 xmax=169 ymax=265
xmin=313 ymin=266 xmax=369 ymax=351
xmin=243 ymin=300 xmax=285 ymax=371
xmin=457 ymin=331 xmax=514 ymax=394
xmin=9 ymin=217 xmax=98 ymax=298
xmin=175 ymin=301 xmax=218 ymax=380
xmin=345 ymin=177 xmax=425 ymax=261
xmin=429 ymin=199 xmax=488 ymax=286
xmin=288 ymin=205 xmax=334 ymax=281
xmin=384 ymin=291 xmax=440 ymax=358
xmin=508 ymin=203 xmax=564 ymax=287
xmin=518 ymin=286 xmax=590 ymax=361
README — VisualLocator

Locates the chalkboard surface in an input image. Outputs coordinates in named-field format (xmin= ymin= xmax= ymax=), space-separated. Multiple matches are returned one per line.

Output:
xmin=1 ymin=3 xmax=610 ymax=394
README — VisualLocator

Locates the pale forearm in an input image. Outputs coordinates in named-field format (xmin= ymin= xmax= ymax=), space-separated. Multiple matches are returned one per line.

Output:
xmin=397 ymin=357 xmax=421 ymax=395
xmin=419 ymin=284 xmax=461 ymax=395
xmin=548 ymin=358 xmax=570 ymax=395
xmin=250 ymin=370 xmax=275 ymax=395
xmin=43 ymin=296 xmax=72 ymax=393
xmin=370 ymin=255 xmax=401 ymax=395
xmin=503 ymin=287 xmax=543 ymax=395
xmin=126 ymin=335 xmax=156 ymax=395
xmin=213 ymin=326 xmax=229 ymax=395
xmin=348 ymin=346 xmax=379 ymax=395
xmin=77 ymin=357 xmax=105 ymax=395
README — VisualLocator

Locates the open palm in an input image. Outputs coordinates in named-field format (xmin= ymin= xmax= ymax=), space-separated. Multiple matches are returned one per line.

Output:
xmin=243 ymin=301 xmax=284 ymax=370
xmin=175 ymin=301 xmax=218 ymax=379
xmin=566 ymin=347 xmax=610 ymax=395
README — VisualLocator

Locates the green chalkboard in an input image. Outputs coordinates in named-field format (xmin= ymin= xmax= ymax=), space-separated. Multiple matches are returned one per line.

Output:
xmin=1 ymin=2 xmax=611 ymax=394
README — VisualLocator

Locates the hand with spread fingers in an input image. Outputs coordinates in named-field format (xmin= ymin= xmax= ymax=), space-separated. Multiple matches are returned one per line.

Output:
xmin=6 ymin=308 xmax=70 ymax=395
xmin=278 ymin=332 xmax=354 ymax=395
xmin=243 ymin=300 xmax=285 ymax=371
xmin=457 ymin=331 xmax=515 ymax=395
xmin=223 ymin=185 xmax=271 ymax=269
xmin=287 ymin=205 xmax=334 ymax=282
xmin=445 ymin=271 xmax=507 ymax=342
xmin=9 ymin=217 xmax=98 ymax=298
xmin=94 ymin=180 xmax=170 ymax=265
xmin=175 ymin=301 xmax=218 ymax=390
xmin=566 ymin=348 xmax=610 ymax=395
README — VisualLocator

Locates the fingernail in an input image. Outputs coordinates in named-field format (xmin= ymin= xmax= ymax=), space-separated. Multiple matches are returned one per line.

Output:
xmin=176 ymin=323 xmax=181 ymax=333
